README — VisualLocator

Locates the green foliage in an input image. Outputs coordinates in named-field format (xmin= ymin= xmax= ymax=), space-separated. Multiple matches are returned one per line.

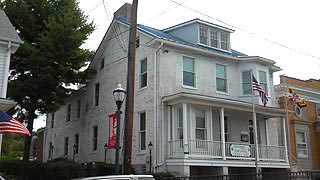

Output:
xmin=0 ymin=158 xmax=82 ymax=180
xmin=1 ymin=134 xmax=24 ymax=158
xmin=0 ymin=0 xmax=95 ymax=118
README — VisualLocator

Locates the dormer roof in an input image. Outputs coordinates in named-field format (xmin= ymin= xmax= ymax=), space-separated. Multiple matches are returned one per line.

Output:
xmin=162 ymin=18 xmax=234 ymax=33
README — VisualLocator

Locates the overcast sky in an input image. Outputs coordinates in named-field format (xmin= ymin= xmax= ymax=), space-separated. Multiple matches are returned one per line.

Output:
xmin=33 ymin=0 xmax=320 ymax=130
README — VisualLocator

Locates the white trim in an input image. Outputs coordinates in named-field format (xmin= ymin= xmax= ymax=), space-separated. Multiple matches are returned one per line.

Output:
xmin=220 ymin=107 xmax=226 ymax=160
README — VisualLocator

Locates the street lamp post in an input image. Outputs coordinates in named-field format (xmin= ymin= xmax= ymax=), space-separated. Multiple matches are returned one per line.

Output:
xmin=113 ymin=84 xmax=126 ymax=175
xmin=148 ymin=142 xmax=153 ymax=173
xmin=104 ymin=143 xmax=107 ymax=163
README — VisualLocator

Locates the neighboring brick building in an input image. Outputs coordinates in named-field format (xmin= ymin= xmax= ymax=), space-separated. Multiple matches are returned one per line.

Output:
xmin=275 ymin=75 xmax=320 ymax=171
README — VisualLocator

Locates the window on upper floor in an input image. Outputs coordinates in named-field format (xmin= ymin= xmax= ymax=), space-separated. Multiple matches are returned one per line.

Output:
xmin=100 ymin=58 xmax=105 ymax=70
xmin=95 ymin=83 xmax=100 ymax=107
xmin=210 ymin=30 xmax=218 ymax=48
xmin=220 ymin=32 xmax=229 ymax=50
xmin=93 ymin=126 xmax=98 ymax=151
xmin=136 ymin=36 xmax=140 ymax=48
xmin=259 ymin=70 xmax=268 ymax=95
xmin=140 ymin=58 xmax=147 ymax=88
xmin=316 ymin=104 xmax=320 ymax=120
xmin=216 ymin=64 xmax=227 ymax=93
xmin=64 ymin=137 xmax=69 ymax=156
xmin=183 ymin=56 xmax=196 ymax=87
xmin=66 ymin=104 xmax=71 ymax=122
xmin=51 ymin=113 xmax=55 ymax=128
xmin=296 ymin=130 xmax=308 ymax=158
xmin=139 ymin=111 xmax=146 ymax=151
xmin=74 ymin=134 xmax=79 ymax=154
xmin=199 ymin=26 xmax=230 ymax=51
xmin=242 ymin=70 xmax=252 ymax=95
xmin=199 ymin=26 xmax=208 ymax=45
xmin=77 ymin=99 xmax=81 ymax=118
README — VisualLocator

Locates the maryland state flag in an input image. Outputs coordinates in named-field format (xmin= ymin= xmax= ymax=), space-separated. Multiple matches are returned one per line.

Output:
xmin=287 ymin=87 xmax=300 ymax=102
xmin=287 ymin=87 xmax=307 ymax=107
xmin=297 ymin=99 xmax=308 ymax=108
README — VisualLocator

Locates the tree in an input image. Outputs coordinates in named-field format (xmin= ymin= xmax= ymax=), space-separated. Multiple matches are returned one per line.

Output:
xmin=0 ymin=0 xmax=94 ymax=178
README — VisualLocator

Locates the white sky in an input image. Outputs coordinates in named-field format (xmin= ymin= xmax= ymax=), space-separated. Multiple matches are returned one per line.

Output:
xmin=34 ymin=0 xmax=320 ymax=130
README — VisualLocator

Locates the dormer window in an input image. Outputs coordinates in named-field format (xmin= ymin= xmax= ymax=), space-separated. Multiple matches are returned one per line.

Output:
xmin=199 ymin=26 xmax=230 ymax=51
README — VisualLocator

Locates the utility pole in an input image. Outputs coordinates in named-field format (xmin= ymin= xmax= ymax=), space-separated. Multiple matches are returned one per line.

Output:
xmin=123 ymin=0 xmax=138 ymax=175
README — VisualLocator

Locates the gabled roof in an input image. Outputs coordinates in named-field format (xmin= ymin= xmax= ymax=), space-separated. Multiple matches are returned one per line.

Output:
xmin=0 ymin=10 xmax=22 ymax=44
xmin=116 ymin=17 xmax=247 ymax=58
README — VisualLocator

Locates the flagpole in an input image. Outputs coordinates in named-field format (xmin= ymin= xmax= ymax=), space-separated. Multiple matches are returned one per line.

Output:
xmin=283 ymin=76 xmax=292 ymax=169
xmin=251 ymin=69 xmax=260 ymax=174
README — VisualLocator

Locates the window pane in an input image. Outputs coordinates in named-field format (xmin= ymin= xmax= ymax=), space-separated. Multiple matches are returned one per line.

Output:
xmin=296 ymin=132 xmax=305 ymax=142
xmin=183 ymin=72 xmax=195 ymax=87
xmin=243 ymin=83 xmax=252 ymax=94
xmin=141 ymin=59 xmax=147 ymax=73
xmin=242 ymin=71 xmax=251 ymax=82
xmin=221 ymin=32 xmax=228 ymax=50
xmin=210 ymin=30 xmax=218 ymax=48
xmin=216 ymin=64 xmax=226 ymax=78
xmin=178 ymin=108 xmax=183 ymax=127
xmin=217 ymin=78 xmax=226 ymax=92
xmin=199 ymin=26 xmax=208 ymax=45
xmin=140 ymin=73 xmax=147 ymax=88
xmin=183 ymin=57 xmax=194 ymax=72
xmin=140 ymin=113 xmax=146 ymax=130
xmin=196 ymin=130 xmax=206 ymax=140
xmin=196 ymin=110 xmax=205 ymax=128
xmin=259 ymin=71 xmax=267 ymax=82
xmin=140 ymin=132 xmax=146 ymax=150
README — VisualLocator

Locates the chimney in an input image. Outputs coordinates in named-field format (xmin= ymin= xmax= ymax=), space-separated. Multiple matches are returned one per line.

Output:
xmin=114 ymin=3 xmax=132 ymax=22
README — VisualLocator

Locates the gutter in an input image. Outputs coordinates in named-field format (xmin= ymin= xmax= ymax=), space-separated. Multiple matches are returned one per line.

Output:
xmin=153 ymin=42 xmax=163 ymax=173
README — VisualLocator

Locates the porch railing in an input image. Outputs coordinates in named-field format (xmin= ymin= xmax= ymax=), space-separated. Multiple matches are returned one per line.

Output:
xmin=168 ymin=140 xmax=286 ymax=161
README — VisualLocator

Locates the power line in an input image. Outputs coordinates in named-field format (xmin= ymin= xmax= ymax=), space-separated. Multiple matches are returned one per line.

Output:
xmin=84 ymin=0 xmax=104 ymax=16
xmin=169 ymin=0 xmax=320 ymax=60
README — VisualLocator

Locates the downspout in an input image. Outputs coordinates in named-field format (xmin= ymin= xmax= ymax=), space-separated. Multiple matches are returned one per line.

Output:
xmin=153 ymin=42 xmax=163 ymax=172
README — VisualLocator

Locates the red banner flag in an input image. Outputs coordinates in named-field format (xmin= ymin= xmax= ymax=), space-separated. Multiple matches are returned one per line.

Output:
xmin=107 ymin=114 xmax=117 ymax=149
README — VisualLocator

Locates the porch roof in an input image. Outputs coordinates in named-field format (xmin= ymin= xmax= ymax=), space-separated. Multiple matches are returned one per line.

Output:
xmin=162 ymin=92 xmax=287 ymax=118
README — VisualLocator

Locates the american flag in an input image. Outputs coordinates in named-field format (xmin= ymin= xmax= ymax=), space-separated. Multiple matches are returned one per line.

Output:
xmin=0 ymin=110 xmax=30 ymax=136
xmin=252 ymin=75 xmax=268 ymax=106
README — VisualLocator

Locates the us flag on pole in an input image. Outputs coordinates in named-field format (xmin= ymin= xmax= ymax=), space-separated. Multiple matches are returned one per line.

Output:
xmin=252 ymin=75 xmax=268 ymax=106
xmin=0 ymin=110 xmax=31 ymax=136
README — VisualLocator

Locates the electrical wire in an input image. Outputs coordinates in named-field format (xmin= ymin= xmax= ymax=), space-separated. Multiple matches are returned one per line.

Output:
xmin=169 ymin=0 xmax=320 ymax=60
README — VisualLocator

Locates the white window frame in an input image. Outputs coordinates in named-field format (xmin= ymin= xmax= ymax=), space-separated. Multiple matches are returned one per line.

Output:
xmin=216 ymin=63 xmax=227 ymax=93
xmin=210 ymin=29 xmax=218 ymax=48
xmin=182 ymin=56 xmax=196 ymax=88
xmin=295 ymin=130 xmax=308 ymax=158
xmin=199 ymin=26 xmax=208 ymax=45
xmin=220 ymin=32 xmax=229 ymax=50
xmin=195 ymin=109 xmax=207 ymax=141
xmin=139 ymin=111 xmax=146 ymax=152
xmin=259 ymin=70 xmax=268 ymax=95
xmin=139 ymin=58 xmax=147 ymax=89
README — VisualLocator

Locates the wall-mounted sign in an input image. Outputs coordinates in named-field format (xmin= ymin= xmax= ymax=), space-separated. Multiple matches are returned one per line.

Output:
xmin=230 ymin=144 xmax=251 ymax=157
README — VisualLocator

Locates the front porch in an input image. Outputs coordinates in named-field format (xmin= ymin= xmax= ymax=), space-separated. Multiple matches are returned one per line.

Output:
xmin=163 ymin=93 xmax=289 ymax=169
xmin=168 ymin=139 xmax=286 ymax=161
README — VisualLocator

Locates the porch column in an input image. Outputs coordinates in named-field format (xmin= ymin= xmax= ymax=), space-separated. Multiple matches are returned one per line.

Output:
xmin=282 ymin=117 xmax=289 ymax=163
xmin=182 ymin=103 xmax=188 ymax=154
xmin=220 ymin=108 xmax=226 ymax=160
